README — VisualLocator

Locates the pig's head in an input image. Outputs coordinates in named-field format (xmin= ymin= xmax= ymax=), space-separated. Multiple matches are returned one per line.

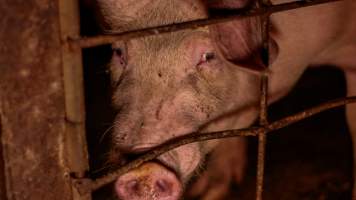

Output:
xmin=96 ymin=0 xmax=264 ymax=199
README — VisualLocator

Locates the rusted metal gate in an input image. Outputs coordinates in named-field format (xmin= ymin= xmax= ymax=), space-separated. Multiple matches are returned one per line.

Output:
xmin=0 ymin=0 xmax=89 ymax=200
xmin=0 ymin=0 xmax=355 ymax=200
xmin=70 ymin=0 xmax=356 ymax=199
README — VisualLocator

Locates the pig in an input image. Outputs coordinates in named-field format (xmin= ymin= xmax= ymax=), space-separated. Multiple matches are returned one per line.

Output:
xmin=95 ymin=0 xmax=356 ymax=199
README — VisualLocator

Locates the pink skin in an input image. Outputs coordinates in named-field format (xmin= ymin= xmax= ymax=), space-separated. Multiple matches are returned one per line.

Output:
xmin=96 ymin=0 xmax=263 ymax=199
xmin=111 ymin=32 xmax=250 ymax=179
xmin=116 ymin=162 xmax=182 ymax=200
xmin=94 ymin=0 xmax=356 ymax=199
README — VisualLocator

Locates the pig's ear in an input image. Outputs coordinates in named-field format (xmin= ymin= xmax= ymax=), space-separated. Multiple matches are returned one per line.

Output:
xmin=209 ymin=19 xmax=268 ymax=75
xmin=206 ymin=0 xmax=268 ymax=74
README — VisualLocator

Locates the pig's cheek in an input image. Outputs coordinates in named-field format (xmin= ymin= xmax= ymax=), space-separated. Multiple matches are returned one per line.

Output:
xmin=159 ymin=143 xmax=202 ymax=182
xmin=167 ymin=91 xmax=210 ymax=122
xmin=110 ymin=57 xmax=125 ymax=82
xmin=197 ymin=59 xmax=217 ymax=74
xmin=196 ymin=59 xmax=227 ymax=83
xmin=175 ymin=143 xmax=202 ymax=181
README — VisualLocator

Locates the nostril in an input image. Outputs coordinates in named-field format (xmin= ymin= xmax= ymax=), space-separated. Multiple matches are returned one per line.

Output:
xmin=127 ymin=180 xmax=140 ymax=193
xmin=116 ymin=178 xmax=142 ymax=199
xmin=156 ymin=179 xmax=172 ymax=194
xmin=115 ymin=162 xmax=182 ymax=200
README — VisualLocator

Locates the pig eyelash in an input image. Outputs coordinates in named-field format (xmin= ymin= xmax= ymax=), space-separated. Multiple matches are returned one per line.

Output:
xmin=197 ymin=52 xmax=215 ymax=66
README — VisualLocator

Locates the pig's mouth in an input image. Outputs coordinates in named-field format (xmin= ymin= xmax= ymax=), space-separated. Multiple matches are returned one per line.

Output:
xmin=153 ymin=158 xmax=181 ymax=182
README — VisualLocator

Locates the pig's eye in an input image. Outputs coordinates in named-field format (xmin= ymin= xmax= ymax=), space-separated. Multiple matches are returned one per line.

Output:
xmin=198 ymin=52 xmax=215 ymax=65
xmin=114 ymin=48 xmax=123 ymax=56
xmin=110 ymin=44 xmax=128 ymax=87
xmin=112 ymin=47 xmax=126 ymax=66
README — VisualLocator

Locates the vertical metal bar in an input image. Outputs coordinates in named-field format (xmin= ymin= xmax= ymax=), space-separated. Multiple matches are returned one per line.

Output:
xmin=256 ymin=75 xmax=268 ymax=200
xmin=1 ymin=0 xmax=84 ymax=199
xmin=0 ymin=114 xmax=7 ymax=200
xmin=59 ymin=0 xmax=91 ymax=199
xmin=256 ymin=0 xmax=271 ymax=198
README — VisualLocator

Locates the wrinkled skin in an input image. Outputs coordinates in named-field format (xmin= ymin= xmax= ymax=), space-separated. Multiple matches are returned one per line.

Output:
xmin=95 ymin=0 xmax=356 ymax=199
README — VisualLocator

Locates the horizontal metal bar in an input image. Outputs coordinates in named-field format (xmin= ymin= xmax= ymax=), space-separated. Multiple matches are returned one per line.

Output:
xmin=73 ymin=95 xmax=356 ymax=195
xmin=69 ymin=0 xmax=342 ymax=48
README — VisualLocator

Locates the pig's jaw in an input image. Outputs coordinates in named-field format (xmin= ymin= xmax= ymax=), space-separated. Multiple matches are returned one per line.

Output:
xmin=158 ymin=143 xmax=202 ymax=183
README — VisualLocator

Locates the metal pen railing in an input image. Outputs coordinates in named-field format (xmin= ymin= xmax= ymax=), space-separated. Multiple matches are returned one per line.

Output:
xmin=69 ymin=0 xmax=355 ymax=199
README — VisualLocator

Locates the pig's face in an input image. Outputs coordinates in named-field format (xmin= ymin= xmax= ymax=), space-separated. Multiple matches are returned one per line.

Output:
xmin=97 ymin=0 xmax=262 ymax=199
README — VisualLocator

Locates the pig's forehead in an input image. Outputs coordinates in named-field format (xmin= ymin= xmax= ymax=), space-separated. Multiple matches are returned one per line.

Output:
xmin=98 ymin=0 xmax=207 ymax=33
xmin=132 ymin=30 xmax=208 ymax=50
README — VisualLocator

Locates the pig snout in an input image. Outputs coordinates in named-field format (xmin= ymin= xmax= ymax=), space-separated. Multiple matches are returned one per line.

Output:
xmin=115 ymin=162 xmax=182 ymax=200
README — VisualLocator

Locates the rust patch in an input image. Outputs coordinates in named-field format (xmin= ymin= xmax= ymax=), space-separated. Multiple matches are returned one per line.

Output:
xmin=0 ymin=0 xmax=74 ymax=199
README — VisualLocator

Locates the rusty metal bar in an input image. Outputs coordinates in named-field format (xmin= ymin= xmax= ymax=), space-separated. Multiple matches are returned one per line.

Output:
xmin=69 ymin=0 xmax=342 ymax=49
xmin=0 ymin=0 xmax=81 ymax=199
xmin=71 ymin=0 xmax=346 ymax=198
xmin=257 ymin=74 xmax=269 ymax=200
xmin=73 ymin=96 xmax=356 ymax=195
xmin=256 ymin=132 xmax=267 ymax=200
xmin=256 ymin=0 xmax=271 ymax=197
xmin=58 ymin=0 xmax=91 ymax=199
xmin=0 ymin=114 xmax=7 ymax=200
